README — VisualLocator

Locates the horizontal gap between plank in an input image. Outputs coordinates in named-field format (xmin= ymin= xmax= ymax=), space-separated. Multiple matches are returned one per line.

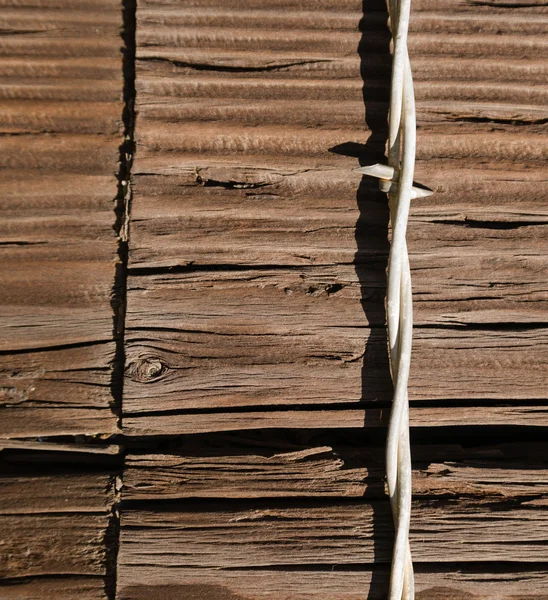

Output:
xmin=117 ymin=495 xmax=520 ymax=512
xmin=0 ymin=339 xmax=113 ymax=356
xmin=121 ymin=425 xmax=548 ymax=448
xmin=0 ymin=574 xmax=105 ymax=585
xmin=122 ymin=399 xmax=548 ymax=419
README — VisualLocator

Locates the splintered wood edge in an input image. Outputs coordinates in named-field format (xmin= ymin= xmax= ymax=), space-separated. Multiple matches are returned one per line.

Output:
xmin=0 ymin=439 xmax=121 ymax=455
xmin=122 ymin=405 xmax=548 ymax=436
xmin=122 ymin=442 xmax=548 ymax=500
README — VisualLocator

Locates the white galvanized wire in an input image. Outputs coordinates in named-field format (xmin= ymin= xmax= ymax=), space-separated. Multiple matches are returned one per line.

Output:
xmin=385 ymin=0 xmax=415 ymax=596
xmin=355 ymin=0 xmax=432 ymax=597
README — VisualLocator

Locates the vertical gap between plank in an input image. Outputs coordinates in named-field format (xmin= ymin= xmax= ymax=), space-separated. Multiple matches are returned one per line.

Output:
xmin=108 ymin=0 xmax=137 ymax=598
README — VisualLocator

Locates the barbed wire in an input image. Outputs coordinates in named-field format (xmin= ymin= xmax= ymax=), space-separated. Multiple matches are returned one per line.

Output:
xmin=355 ymin=0 xmax=432 ymax=597
xmin=385 ymin=0 xmax=415 ymax=597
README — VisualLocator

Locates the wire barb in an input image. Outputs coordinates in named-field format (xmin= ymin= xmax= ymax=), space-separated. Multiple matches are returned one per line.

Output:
xmin=354 ymin=164 xmax=433 ymax=199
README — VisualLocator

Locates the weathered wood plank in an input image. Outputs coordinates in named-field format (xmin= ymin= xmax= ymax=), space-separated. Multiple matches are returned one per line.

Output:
xmin=0 ymin=461 xmax=117 ymax=599
xmin=118 ymin=499 xmax=548 ymax=567
xmin=126 ymin=0 xmax=548 ymax=432
xmin=123 ymin=443 xmax=548 ymax=500
xmin=123 ymin=405 xmax=548 ymax=437
xmin=0 ymin=438 xmax=120 ymax=455
xmin=0 ymin=512 xmax=108 ymax=577
xmin=1 ymin=472 xmax=115 ymax=514
xmin=127 ymin=261 xmax=548 ymax=328
xmin=128 ymin=169 xmax=548 ymax=282
xmin=0 ymin=343 xmax=119 ymax=438
xmin=120 ymin=437 xmax=548 ymax=598
xmin=1 ymin=579 xmax=107 ymax=600
xmin=0 ymin=0 xmax=124 ymax=436
xmin=136 ymin=7 xmax=548 ymax=35
xmin=0 ymin=576 xmax=108 ymax=600
xmin=118 ymin=568 xmax=548 ymax=600
xmin=123 ymin=324 xmax=548 ymax=416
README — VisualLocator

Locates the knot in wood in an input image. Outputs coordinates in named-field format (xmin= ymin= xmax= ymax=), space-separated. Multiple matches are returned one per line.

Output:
xmin=128 ymin=356 xmax=167 ymax=383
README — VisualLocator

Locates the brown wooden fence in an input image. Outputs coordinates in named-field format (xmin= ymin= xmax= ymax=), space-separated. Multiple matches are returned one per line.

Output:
xmin=1 ymin=1 xmax=548 ymax=598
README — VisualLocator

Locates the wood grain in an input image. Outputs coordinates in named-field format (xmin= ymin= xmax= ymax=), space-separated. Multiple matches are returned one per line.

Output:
xmin=0 ymin=438 xmax=120 ymax=455
xmin=0 ymin=1 xmax=124 ymax=437
xmin=118 ymin=568 xmax=548 ymax=600
xmin=119 ymin=500 xmax=548 ymax=566
xmin=0 ymin=343 xmax=119 ymax=438
xmin=119 ymin=437 xmax=548 ymax=597
xmin=1 ymin=513 xmax=110 ymax=577
xmin=123 ymin=405 xmax=548 ymax=436
xmin=126 ymin=0 xmax=548 ymax=433
xmin=128 ymin=167 xmax=548 ymax=271
xmin=118 ymin=3 xmax=548 ymax=597
xmin=123 ymin=442 xmax=548 ymax=500
xmin=1 ymin=472 xmax=115 ymax=514
xmin=1 ymin=579 xmax=108 ymax=600
xmin=0 ymin=464 xmax=117 ymax=599
xmin=124 ymin=275 xmax=548 ymax=413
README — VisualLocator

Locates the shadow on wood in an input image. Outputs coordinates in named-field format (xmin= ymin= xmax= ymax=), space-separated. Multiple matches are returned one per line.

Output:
xmin=331 ymin=0 xmax=393 ymax=597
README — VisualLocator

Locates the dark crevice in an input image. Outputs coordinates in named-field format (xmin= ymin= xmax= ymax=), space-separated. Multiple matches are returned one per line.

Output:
xmin=409 ymin=398 xmax=548 ymax=407
xmin=0 ymin=450 xmax=122 ymax=469
xmin=0 ymin=339 xmax=112 ymax=356
xmin=25 ymin=425 xmax=546 ymax=455
xmin=431 ymin=219 xmax=548 ymax=229
xmin=122 ymin=401 xmax=388 ymax=420
xmin=196 ymin=175 xmax=273 ymax=190
xmin=116 ymin=562 xmax=548 ymax=572
xmin=0 ymin=241 xmax=46 ymax=246
xmin=414 ymin=321 xmax=548 ymax=331
xmin=112 ymin=0 xmax=136 ymax=426
xmin=449 ymin=115 xmax=548 ymax=126
xmin=120 ymin=495 xmax=390 ymax=512
xmin=104 ymin=473 xmax=122 ymax=600
xmin=117 ymin=492 xmax=545 ymax=512
xmin=105 ymin=0 xmax=136 ymax=597
xmin=468 ymin=0 xmax=548 ymax=6
xmin=94 ymin=424 xmax=548 ymax=452
xmin=0 ymin=29 xmax=44 ymax=36
xmin=0 ymin=574 xmax=106 ymax=585
xmin=122 ymin=398 xmax=548 ymax=421
xmin=138 ymin=56 xmax=333 ymax=73
xmin=128 ymin=263 xmax=352 ymax=276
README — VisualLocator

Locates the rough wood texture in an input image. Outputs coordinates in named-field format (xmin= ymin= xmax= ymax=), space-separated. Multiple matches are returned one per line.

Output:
xmin=124 ymin=289 xmax=548 ymax=408
xmin=117 ymin=2 xmax=548 ymax=597
xmin=0 ymin=0 xmax=124 ymax=437
xmin=1 ymin=579 xmax=109 ymax=600
xmin=118 ymin=569 xmax=548 ymax=600
xmin=123 ymin=405 xmax=548 ymax=436
xmin=118 ymin=500 xmax=548 ymax=597
xmin=0 ymin=438 xmax=120 ymax=455
xmin=119 ymin=436 xmax=548 ymax=598
xmin=125 ymin=0 xmax=548 ymax=434
xmin=123 ymin=442 xmax=548 ymax=499
xmin=2 ymin=472 xmax=115 ymax=513
xmin=0 ymin=344 xmax=118 ymax=438
xmin=0 ymin=462 xmax=118 ymax=600
xmin=120 ymin=499 xmax=548 ymax=564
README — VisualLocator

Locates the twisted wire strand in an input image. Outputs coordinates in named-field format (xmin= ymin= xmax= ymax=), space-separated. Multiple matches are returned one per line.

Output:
xmin=385 ymin=0 xmax=416 ymax=598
